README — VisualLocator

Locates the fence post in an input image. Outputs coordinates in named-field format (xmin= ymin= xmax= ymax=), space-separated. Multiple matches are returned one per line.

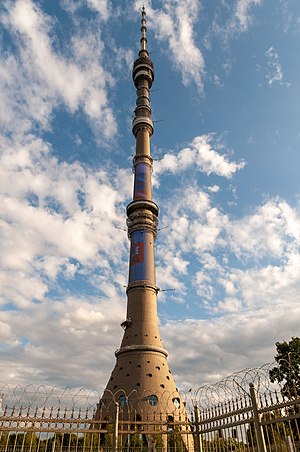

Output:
xmin=193 ymin=405 xmax=203 ymax=452
xmin=286 ymin=436 xmax=295 ymax=452
xmin=112 ymin=402 xmax=119 ymax=452
xmin=249 ymin=383 xmax=267 ymax=452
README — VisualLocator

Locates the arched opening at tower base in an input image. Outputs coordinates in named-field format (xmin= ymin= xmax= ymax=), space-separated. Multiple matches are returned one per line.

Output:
xmin=94 ymin=389 xmax=194 ymax=452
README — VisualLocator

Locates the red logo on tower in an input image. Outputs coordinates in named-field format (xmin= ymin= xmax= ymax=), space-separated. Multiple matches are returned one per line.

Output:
xmin=131 ymin=241 xmax=144 ymax=265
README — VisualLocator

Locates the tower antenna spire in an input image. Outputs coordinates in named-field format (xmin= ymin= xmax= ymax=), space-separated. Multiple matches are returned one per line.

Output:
xmin=140 ymin=5 xmax=148 ymax=53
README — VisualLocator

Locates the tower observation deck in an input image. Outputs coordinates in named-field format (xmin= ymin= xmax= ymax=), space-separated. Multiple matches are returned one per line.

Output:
xmin=100 ymin=8 xmax=187 ymax=422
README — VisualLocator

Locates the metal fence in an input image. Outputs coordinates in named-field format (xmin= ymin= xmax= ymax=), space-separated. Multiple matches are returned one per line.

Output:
xmin=1 ymin=363 xmax=300 ymax=452
xmin=193 ymin=364 xmax=300 ymax=451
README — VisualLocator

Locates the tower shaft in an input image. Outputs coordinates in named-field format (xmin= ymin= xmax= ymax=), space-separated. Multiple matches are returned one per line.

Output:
xmin=101 ymin=8 xmax=184 ymax=420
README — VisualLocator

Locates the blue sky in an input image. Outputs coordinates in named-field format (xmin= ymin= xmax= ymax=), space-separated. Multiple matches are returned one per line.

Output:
xmin=1 ymin=0 xmax=300 ymax=391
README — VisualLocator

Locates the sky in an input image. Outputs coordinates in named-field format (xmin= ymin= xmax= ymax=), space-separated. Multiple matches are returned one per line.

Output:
xmin=0 ymin=0 xmax=300 ymax=393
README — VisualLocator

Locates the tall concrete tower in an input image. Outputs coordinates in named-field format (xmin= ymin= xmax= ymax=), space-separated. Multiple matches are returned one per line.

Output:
xmin=101 ymin=8 xmax=185 ymax=420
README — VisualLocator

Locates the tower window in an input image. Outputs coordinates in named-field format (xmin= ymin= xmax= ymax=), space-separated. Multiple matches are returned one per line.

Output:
xmin=156 ymin=366 xmax=160 ymax=370
xmin=166 ymin=376 xmax=170 ymax=380
xmin=172 ymin=398 xmax=180 ymax=409
xmin=148 ymin=395 xmax=158 ymax=406
xmin=119 ymin=395 xmax=128 ymax=407
xmin=160 ymin=384 xmax=165 ymax=389
xmin=146 ymin=373 xmax=153 ymax=377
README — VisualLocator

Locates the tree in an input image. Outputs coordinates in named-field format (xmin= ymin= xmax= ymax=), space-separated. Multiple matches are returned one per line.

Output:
xmin=269 ymin=336 xmax=300 ymax=398
xmin=269 ymin=337 xmax=300 ymax=444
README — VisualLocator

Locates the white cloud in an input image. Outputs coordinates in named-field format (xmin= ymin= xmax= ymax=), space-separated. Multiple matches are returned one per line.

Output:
xmin=61 ymin=0 xmax=111 ymax=21
xmin=265 ymin=46 xmax=289 ymax=87
xmin=61 ymin=306 xmax=105 ymax=335
xmin=228 ymin=199 xmax=299 ymax=259
xmin=193 ymin=198 xmax=300 ymax=318
xmin=1 ymin=0 xmax=116 ymax=138
xmin=2 ymin=158 xmax=296 ymax=390
xmin=164 ymin=298 xmax=300 ymax=388
xmin=224 ymin=253 xmax=300 ymax=311
xmin=0 ymin=0 xmax=132 ymax=384
xmin=86 ymin=0 xmax=110 ymax=20
xmin=156 ymin=189 xmax=300 ymax=328
xmin=234 ymin=0 xmax=262 ymax=32
xmin=156 ymin=248 xmax=189 ymax=296
xmin=279 ymin=0 xmax=300 ymax=34
xmin=154 ymin=134 xmax=245 ymax=183
xmin=210 ymin=0 xmax=262 ymax=41
xmin=207 ymin=185 xmax=220 ymax=193
xmin=155 ymin=185 xmax=228 ymax=297
xmin=0 ymin=270 xmax=48 ymax=308
xmin=134 ymin=0 xmax=205 ymax=90
xmin=0 ymin=319 xmax=13 ymax=342
xmin=2 ymin=147 xmax=300 ymax=389
xmin=0 ymin=295 xmax=125 ymax=388
xmin=0 ymin=133 xmax=129 ymax=308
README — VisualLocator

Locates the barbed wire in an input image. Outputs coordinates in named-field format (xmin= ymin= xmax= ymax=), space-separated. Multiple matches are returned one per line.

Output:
xmin=1 ymin=360 xmax=299 ymax=412
xmin=0 ymin=384 xmax=102 ymax=411
xmin=192 ymin=359 xmax=300 ymax=408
